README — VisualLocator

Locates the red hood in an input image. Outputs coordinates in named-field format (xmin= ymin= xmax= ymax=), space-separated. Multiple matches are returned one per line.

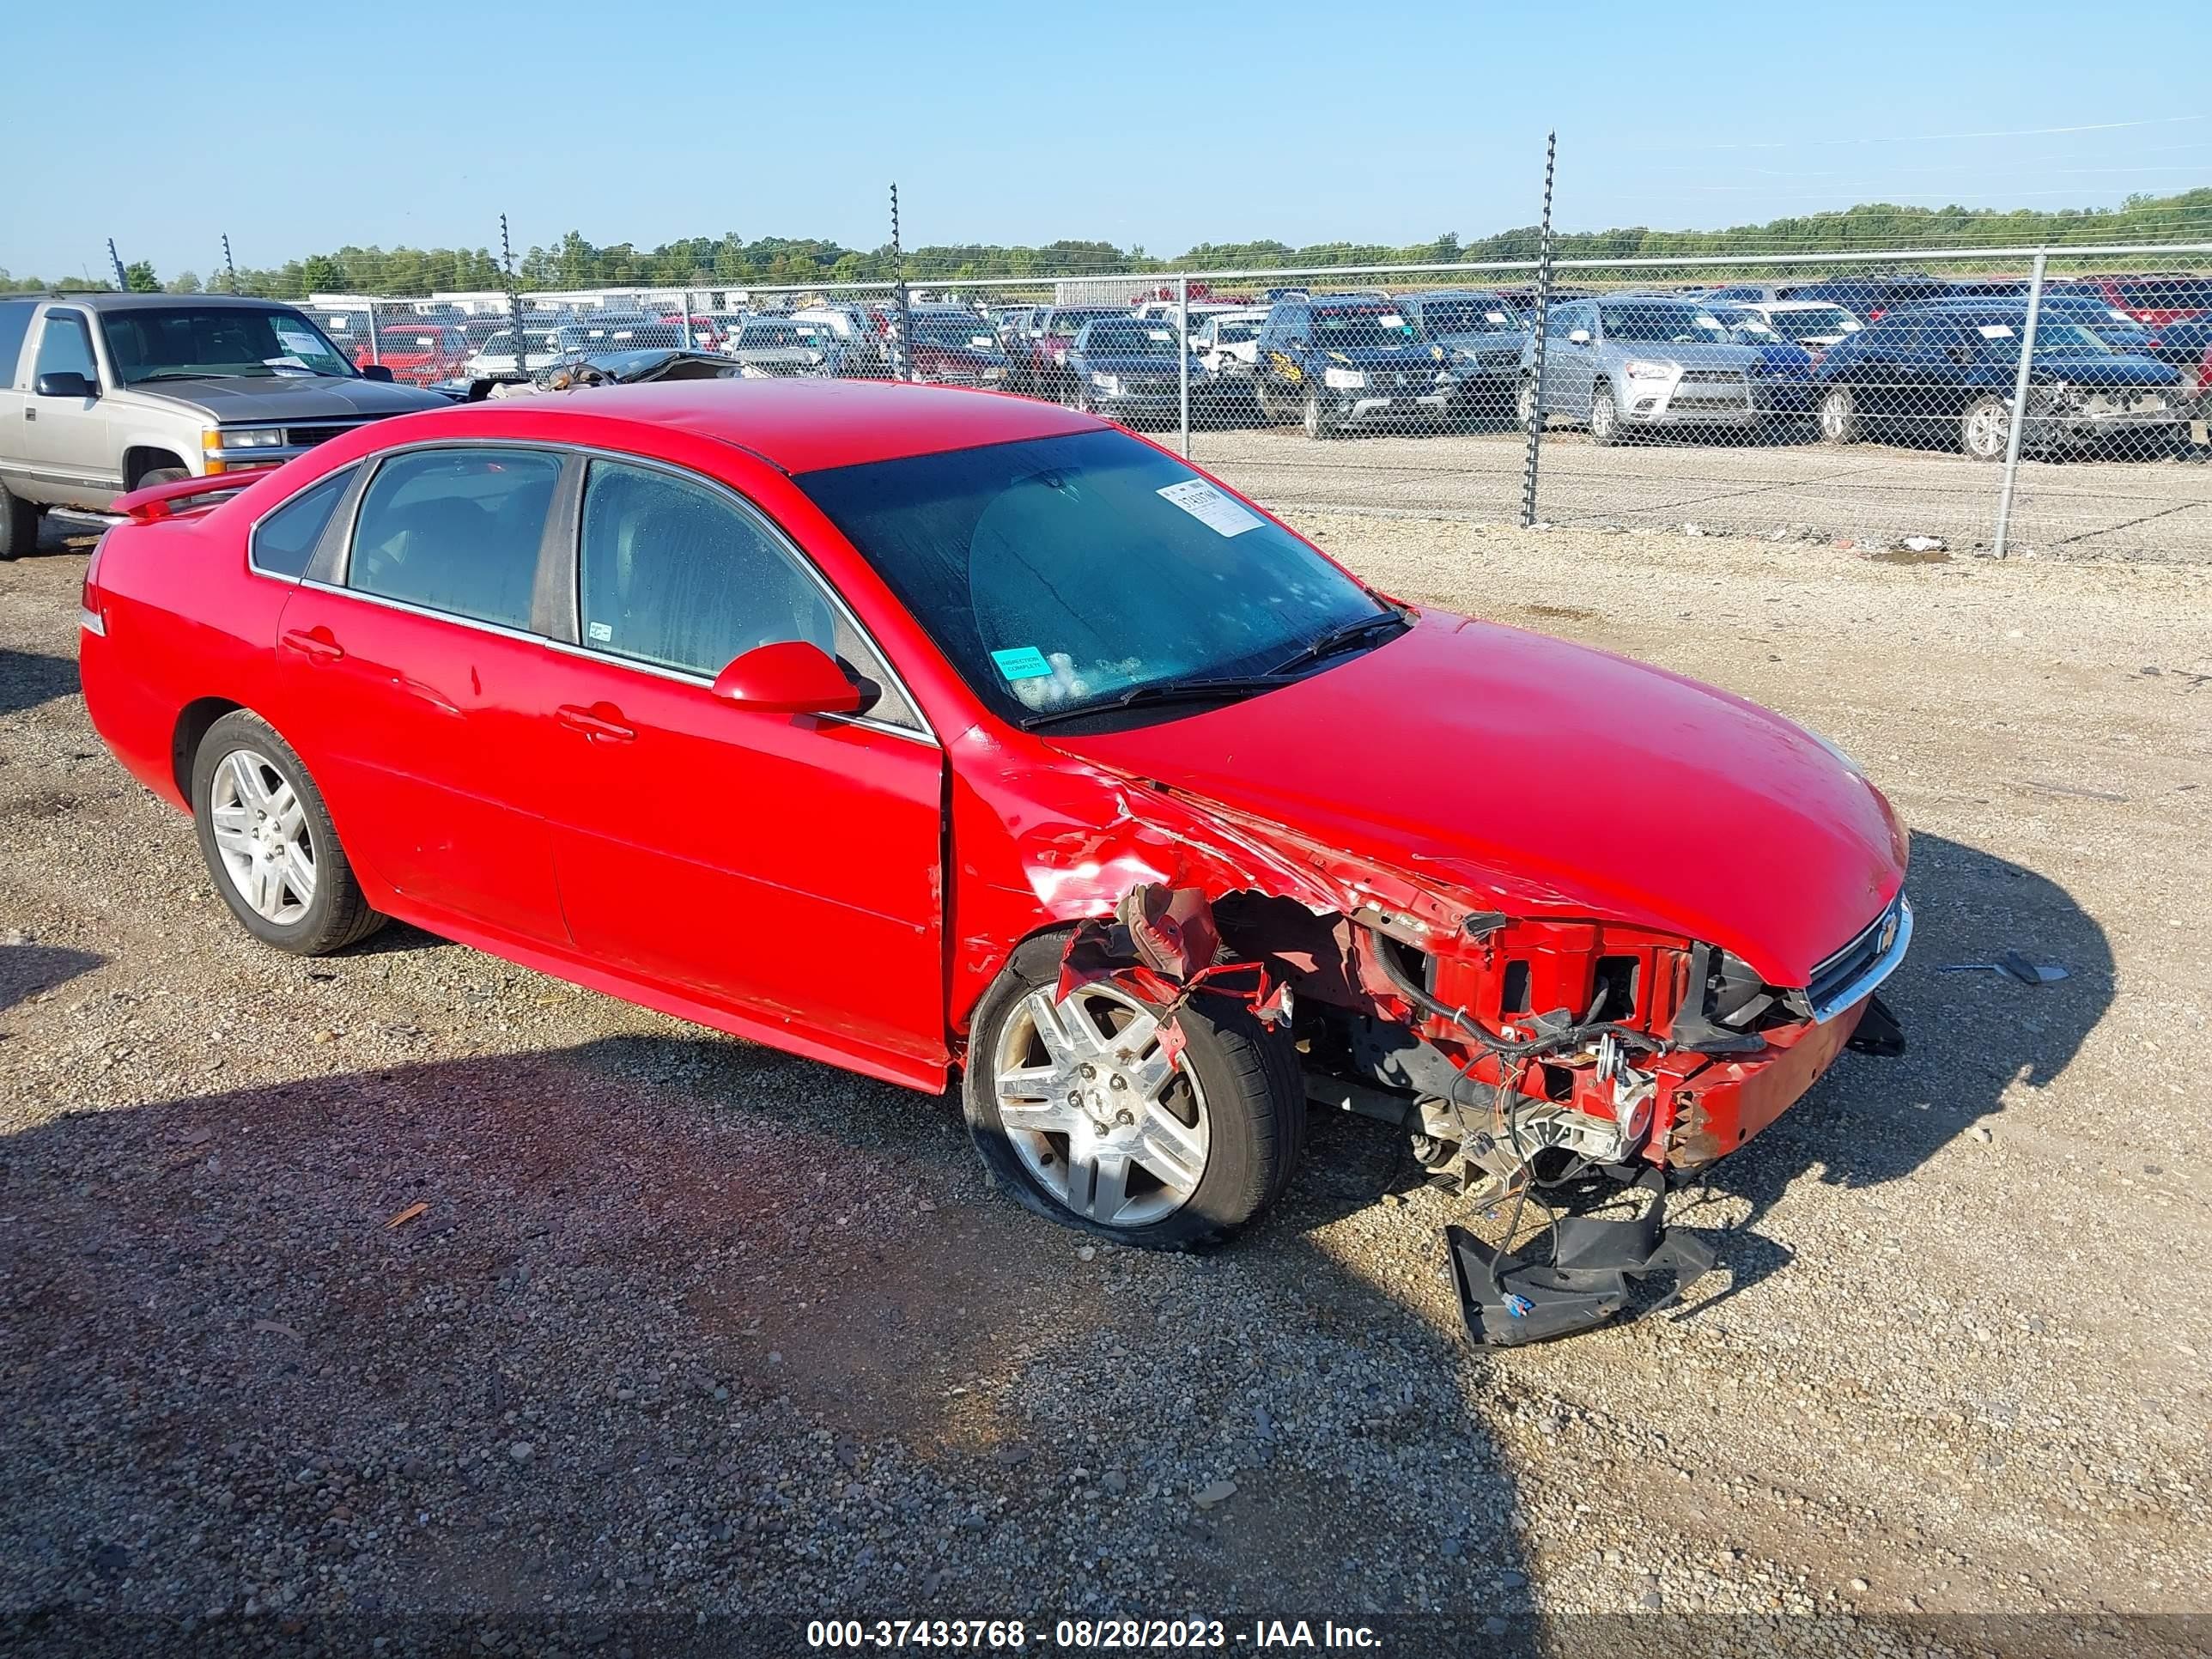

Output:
xmin=1044 ymin=611 xmax=1907 ymax=986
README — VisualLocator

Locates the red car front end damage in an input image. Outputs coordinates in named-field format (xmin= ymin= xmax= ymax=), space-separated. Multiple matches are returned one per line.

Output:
xmin=79 ymin=382 xmax=1911 ymax=1348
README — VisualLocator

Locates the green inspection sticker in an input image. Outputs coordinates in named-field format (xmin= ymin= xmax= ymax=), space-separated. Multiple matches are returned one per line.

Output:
xmin=990 ymin=646 xmax=1054 ymax=682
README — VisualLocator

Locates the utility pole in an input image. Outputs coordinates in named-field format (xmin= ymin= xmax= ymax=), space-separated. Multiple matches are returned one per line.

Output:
xmin=1518 ymin=131 xmax=1559 ymax=530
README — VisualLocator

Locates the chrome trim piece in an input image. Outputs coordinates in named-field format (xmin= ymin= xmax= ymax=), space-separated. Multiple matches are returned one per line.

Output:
xmin=1807 ymin=896 xmax=1912 ymax=1026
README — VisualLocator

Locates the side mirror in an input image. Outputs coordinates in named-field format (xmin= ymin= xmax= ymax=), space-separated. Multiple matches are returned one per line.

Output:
xmin=709 ymin=640 xmax=863 ymax=716
xmin=361 ymin=363 xmax=395 ymax=383
xmin=1566 ymin=329 xmax=1592 ymax=346
xmin=35 ymin=371 xmax=98 ymax=399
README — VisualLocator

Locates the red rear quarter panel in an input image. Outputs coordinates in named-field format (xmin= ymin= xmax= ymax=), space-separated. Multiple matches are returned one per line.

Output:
xmin=79 ymin=486 xmax=300 ymax=810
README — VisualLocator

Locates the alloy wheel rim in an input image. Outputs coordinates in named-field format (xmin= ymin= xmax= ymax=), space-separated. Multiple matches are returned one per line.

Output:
xmin=1592 ymin=389 xmax=1614 ymax=438
xmin=1821 ymin=391 xmax=1849 ymax=438
xmin=1967 ymin=401 xmax=2007 ymax=458
xmin=992 ymin=982 xmax=1211 ymax=1229
xmin=208 ymin=748 xmax=316 ymax=924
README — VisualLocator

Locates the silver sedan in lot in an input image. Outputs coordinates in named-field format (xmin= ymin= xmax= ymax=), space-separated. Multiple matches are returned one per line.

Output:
xmin=1517 ymin=295 xmax=1773 ymax=442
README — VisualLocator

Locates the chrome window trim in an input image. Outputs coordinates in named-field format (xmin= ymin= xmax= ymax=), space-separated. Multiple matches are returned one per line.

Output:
xmin=1805 ymin=895 xmax=1913 ymax=1026
xmin=302 ymin=435 xmax=939 ymax=751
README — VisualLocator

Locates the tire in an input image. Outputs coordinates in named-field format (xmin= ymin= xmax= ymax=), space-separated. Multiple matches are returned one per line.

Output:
xmin=1303 ymin=390 xmax=1335 ymax=441
xmin=138 ymin=466 xmax=191 ymax=488
xmin=1516 ymin=376 xmax=1540 ymax=432
xmin=1589 ymin=380 xmax=1623 ymax=446
xmin=191 ymin=710 xmax=386 ymax=956
xmin=0 ymin=479 xmax=39 ymax=562
xmin=963 ymin=937 xmax=1304 ymax=1249
xmin=1960 ymin=394 xmax=2010 ymax=462
xmin=1818 ymin=385 xmax=1860 ymax=446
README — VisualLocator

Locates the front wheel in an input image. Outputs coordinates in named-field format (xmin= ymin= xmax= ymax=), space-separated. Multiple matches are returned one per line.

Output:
xmin=191 ymin=710 xmax=386 ymax=955
xmin=1818 ymin=386 xmax=1860 ymax=445
xmin=139 ymin=466 xmax=191 ymax=488
xmin=963 ymin=940 xmax=1304 ymax=1249
xmin=0 ymin=479 xmax=39 ymax=561
xmin=1303 ymin=390 xmax=1336 ymax=440
xmin=1589 ymin=380 xmax=1623 ymax=446
xmin=1515 ymin=376 xmax=1540 ymax=432
xmin=1960 ymin=394 xmax=2011 ymax=462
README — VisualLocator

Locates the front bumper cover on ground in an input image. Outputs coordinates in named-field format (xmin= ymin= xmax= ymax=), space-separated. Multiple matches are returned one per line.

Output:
xmin=1448 ymin=1169 xmax=1717 ymax=1346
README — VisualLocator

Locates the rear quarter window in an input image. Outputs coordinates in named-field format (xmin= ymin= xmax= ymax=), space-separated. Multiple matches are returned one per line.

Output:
xmin=250 ymin=467 xmax=356 ymax=580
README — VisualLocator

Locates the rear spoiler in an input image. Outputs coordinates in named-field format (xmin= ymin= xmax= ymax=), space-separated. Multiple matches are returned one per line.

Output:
xmin=112 ymin=470 xmax=274 ymax=525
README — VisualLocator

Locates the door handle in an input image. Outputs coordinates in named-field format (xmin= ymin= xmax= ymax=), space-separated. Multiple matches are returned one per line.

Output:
xmin=280 ymin=626 xmax=344 ymax=663
xmin=556 ymin=702 xmax=637 ymax=743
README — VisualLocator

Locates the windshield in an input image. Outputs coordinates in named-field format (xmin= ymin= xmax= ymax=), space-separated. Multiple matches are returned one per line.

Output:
xmin=1048 ymin=310 xmax=1124 ymax=337
xmin=1722 ymin=316 xmax=1784 ymax=343
xmin=1972 ymin=319 xmax=2112 ymax=356
xmin=796 ymin=428 xmax=1389 ymax=725
xmin=1081 ymin=321 xmax=1179 ymax=356
xmin=1601 ymin=302 xmax=1729 ymax=343
xmin=1212 ymin=321 xmax=1261 ymax=344
xmin=1312 ymin=306 xmax=1417 ymax=349
xmin=480 ymin=330 xmax=556 ymax=354
xmin=914 ymin=320 xmax=999 ymax=349
xmin=1417 ymin=298 xmax=1517 ymax=336
xmin=1759 ymin=305 xmax=1859 ymax=342
xmin=100 ymin=306 xmax=356 ymax=383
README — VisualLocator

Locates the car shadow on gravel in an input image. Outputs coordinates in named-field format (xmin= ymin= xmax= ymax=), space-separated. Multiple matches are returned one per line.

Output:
xmin=0 ymin=941 xmax=104 ymax=1013
xmin=0 ymin=650 xmax=81 ymax=720
xmin=1670 ymin=830 xmax=2113 ymax=1316
xmin=0 ymin=1029 xmax=1541 ymax=1638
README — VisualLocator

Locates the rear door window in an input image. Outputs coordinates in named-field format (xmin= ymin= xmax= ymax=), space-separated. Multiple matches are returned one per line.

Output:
xmin=0 ymin=300 xmax=38 ymax=385
xmin=347 ymin=448 xmax=562 ymax=630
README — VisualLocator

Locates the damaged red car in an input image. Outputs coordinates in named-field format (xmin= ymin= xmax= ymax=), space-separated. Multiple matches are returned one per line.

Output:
xmin=79 ymin=380 xmax=1910 ymax=1333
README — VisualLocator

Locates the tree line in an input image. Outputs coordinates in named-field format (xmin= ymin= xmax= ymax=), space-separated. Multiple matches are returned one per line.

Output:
xmin=7 ymin=188 xmax=2206 ymax=299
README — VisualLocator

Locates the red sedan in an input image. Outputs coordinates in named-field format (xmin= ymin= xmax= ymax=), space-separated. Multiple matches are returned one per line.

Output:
xmin=78 ymin=381 xmax=1909 ymax=1322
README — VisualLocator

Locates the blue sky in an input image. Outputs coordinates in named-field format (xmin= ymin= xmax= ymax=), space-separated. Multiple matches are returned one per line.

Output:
xmin=5 ymin=0 xmax=2208 ymax=282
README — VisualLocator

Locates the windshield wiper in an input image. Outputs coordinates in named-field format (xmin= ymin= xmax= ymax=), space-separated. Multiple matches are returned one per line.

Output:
xmin=1019 ymin=675 xmax=1291 ymax=730
xmin=1266 ymin=611 xmax=1408 ymax=677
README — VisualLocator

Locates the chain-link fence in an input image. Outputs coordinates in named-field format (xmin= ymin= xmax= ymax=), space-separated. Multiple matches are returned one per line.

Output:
xmin=66 ymin=228 xmax=2211 ymax=559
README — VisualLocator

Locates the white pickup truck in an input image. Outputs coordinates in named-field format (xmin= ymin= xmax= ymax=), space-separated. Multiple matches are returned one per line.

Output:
xmin=0 ymin=291 xmax=447 ymax=558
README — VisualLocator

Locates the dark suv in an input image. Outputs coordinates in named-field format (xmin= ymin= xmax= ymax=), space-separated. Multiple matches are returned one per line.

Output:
xmin=1392 ymin=289 xmax=1529 ymax=420
xmin=1810 ymin=300 xmax=2185 ymax=460
xmin=1252 ymin=295 xmax=1453 ymax=438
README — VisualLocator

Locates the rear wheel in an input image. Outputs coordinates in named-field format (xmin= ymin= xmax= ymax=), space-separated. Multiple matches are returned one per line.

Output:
xmin=1516 ymin=376 xmax=1540 ymax=431
xmin=963 ymin=941 xmax=1304 ymax=1249
xmin=0 ymin=480 xmax=39 ymax=561
xmin=191 ymin=710 xmax=385 ymax=956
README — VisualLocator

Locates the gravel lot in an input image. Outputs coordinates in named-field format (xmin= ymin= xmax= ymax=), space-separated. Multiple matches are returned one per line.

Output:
xmin=1192 ymin=422 xmax=2212 ymax=563
xmin=3 ymin=507 xmax=2209 ymax=1654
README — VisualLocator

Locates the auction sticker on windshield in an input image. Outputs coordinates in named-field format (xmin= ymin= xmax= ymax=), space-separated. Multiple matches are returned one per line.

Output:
xmin=990 ymin=646 xmax=1054 ymax=681
xmin=1157 ymin=480 xmax=1263 ymax=538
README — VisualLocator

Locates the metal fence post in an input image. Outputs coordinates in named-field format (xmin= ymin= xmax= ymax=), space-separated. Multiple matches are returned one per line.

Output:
xmin=1518 ymin=131 xmax=1558 ymax=529
xmin=500 ymin=214 xmax=525 ymax=375
xmin=366 ymin=300 xmax=381 ymax=368
xmin=1991 ymin=249 xmax=2047 ymax=559
xmin=679 ymin=290 xmax=693 ymax=351
xmin=1177 ymin=273 xmax=1191 ymax=459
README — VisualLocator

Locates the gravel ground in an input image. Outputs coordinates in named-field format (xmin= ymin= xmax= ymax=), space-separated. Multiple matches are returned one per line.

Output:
xmin=1189 ymin=421 xmax=2212 ymax=563
xmin=3 ymin=508 xmax=2209 ymax=1655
